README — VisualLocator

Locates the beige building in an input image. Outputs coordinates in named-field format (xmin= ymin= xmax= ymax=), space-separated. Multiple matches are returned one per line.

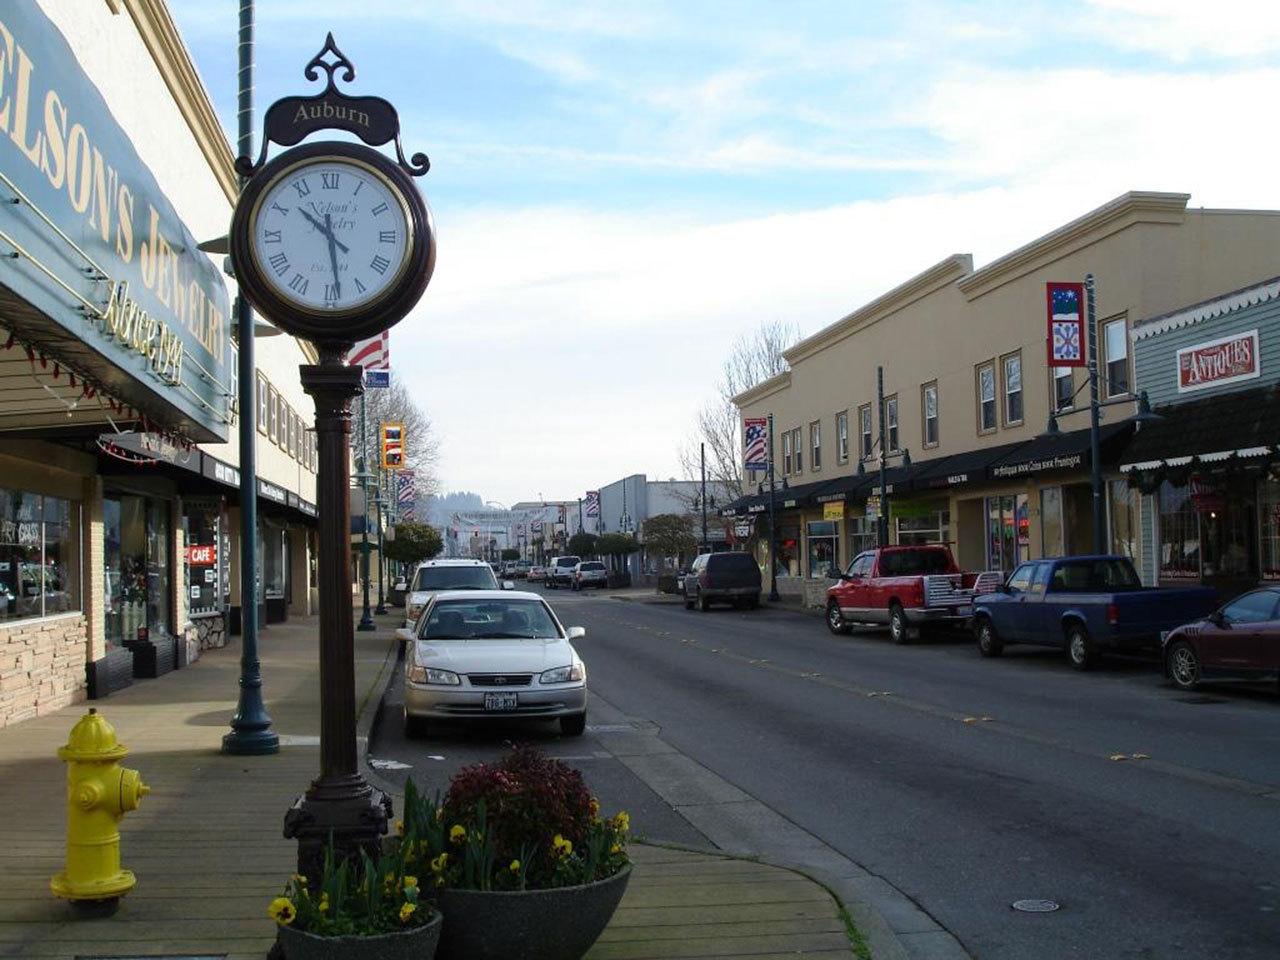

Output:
xmin=0 ymin=1 xmax=319 ymax=726
xmin=731 ymin=192 xmax=1280 ymax=588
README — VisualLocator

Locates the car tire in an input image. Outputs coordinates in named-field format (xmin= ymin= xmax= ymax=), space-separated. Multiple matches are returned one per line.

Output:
xmin=975 ymin=617 xmax=1003 ymax=657
xmin=1167 ymin=640 xmax=1202 ymax=691
xmin=685 ymin=596 xmax=695 ymax=610
xmin=826 ymin=600 xmax=850 ymax=635
xmin=1067 ymin=623 xmax=1099 ymax=671
xmin=560 ymin=712 xmax=586 ymax=737
xmin=889 ymin=603 xmax=910 ymax=645
xmin=403 ymin=710 xmax=428 ymax=740
xmin=699 ymin=591 xmax=711 ymax=612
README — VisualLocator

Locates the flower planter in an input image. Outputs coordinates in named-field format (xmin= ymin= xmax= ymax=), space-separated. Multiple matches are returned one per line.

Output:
xmin=277 ymin=911 xmax=442 ymax=960
xmin=435 ymin=865 xmax=631 ymax=960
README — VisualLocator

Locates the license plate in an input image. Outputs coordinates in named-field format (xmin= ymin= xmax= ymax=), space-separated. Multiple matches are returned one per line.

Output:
xmin=484 ymin=692 xmax=518 ymax=712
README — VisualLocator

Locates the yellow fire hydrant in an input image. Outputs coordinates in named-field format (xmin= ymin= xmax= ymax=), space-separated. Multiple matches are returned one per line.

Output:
xmin=50 ymin=708 xmax=149 ymax=912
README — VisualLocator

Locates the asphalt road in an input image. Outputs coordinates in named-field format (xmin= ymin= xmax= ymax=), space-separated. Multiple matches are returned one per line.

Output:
xmin=373 ymin=586 xmax=1280 ymax=960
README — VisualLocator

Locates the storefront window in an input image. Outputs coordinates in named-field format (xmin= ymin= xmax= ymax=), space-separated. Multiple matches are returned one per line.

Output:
xmin=146 ymin=500 xmax=171 ymax=641
xmin=895 ymin=505 xmax=950 ymax=546
xmin=0 ymin=488 xmax=80 ymax=623
xmin=1041 ymin=486 xmax=1064 ymax=557
xmin=104 ymin=495 xmax=171 ymax=645
xmin=847 ymin=516 xmax=877 ymax=556
xmin=1108 ymin=480 xmax=1137 ymax=559
xmin=262 ymin=522 xmax=287 ymax=600
xmin=1200 ymin=484 xmax=1255 ymax=580
xmin=986 ymin=494 xmax=1029 ymax=571
xmin=776 ymin=524 xmax=800 ymax=577
xmin=806 ymin=521 xmax=839 ymax=578
xmin=1157 ymin=481 xmax=1199 ymax=580
xmin=1260 ymin=477 xmax=1280 ymax=581
xmin=184 ymin=500 xmax=223 ymax=616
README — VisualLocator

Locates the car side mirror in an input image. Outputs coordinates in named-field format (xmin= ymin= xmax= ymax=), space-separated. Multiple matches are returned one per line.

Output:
xmin=566 ymin=626 xmax=586 ymax=641
xmin=395 ymin=627 xmax=415 ymax=644
xmin=502 ymin=581 xmax=515 ymax=590
xmin=1209 ymin=610 xmax=1227 ymax=628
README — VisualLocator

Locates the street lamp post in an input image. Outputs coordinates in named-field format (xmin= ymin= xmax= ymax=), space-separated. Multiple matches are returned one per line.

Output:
xmin=373 ymin=467 xmax=387 ymax=616
xmin=700 ymin=442 xmax=708 ymax=552
xmin=1085 ymin=273 xmax=1106 ymax=553
xmin=222 ymin=0 xmax=278 ymax=757
xmin=356 ymin=393 xmax=375 ymax=632
xmin=767 ymin=414 xmax=779 ymax=602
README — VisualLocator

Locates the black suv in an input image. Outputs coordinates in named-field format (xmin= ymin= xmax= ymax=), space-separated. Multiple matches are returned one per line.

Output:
xmin=684 ymin=552 xmax=762 ymax=611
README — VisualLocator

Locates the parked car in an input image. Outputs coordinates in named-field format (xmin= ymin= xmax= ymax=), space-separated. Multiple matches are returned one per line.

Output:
xmin=684 ymin=551 xmax=761 ymax=611
xmin=529 ymin=564 xmax=547 ymax=583
xmin=396 ymin=590 xmax=588 ymax=738
xmin=971 ymin=555 xmax=1219 ymax=670
xmin=572 ymin=560 xmax=608 ymax=591
xmin=545 ymin=555 xmax=581 ymax=589
xmin=402 ymin=559 xmax=508 ymax=633
xmin=514 ymin=560 xmax=533 ymax=580
xmin=826 ymin=545 xmax=1000 ymax=643
xmin=1162 ymin=586 xmax=1280 ymax=691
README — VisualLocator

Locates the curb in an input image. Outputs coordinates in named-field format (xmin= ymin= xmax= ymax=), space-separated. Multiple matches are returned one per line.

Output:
xmin=357 ymin=626 xmax=404 ymax=800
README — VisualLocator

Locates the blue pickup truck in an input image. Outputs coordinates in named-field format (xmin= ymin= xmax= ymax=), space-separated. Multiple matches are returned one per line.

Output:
xmin=971 ymin=555 xmax=1218 ymax=670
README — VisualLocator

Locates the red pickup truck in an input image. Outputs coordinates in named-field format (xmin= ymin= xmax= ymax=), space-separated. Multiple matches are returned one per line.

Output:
xmin=825 ymin=545 xmax=1000 ymax=643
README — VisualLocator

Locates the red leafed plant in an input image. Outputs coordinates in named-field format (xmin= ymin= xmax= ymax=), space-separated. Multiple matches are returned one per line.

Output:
xmin=446 ymin=743 xmax=593 ymax=855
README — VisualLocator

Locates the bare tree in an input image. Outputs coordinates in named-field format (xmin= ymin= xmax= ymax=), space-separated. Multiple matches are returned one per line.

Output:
xmin=677 ymin=318 xmax=800 ymax=505
xmin=352 ymin=379 xmax=441 ymax=498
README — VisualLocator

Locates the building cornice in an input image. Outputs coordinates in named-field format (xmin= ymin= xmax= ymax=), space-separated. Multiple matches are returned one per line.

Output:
xmin=782 ymin=254 xmax=973 ymax=367
xmin=732 ymin=370 xmax=792 ymax=409
xmin=957 ymin=191 xmax=1190 ymax=301
xmin=125 ymin=0 xmax=238 ymax=204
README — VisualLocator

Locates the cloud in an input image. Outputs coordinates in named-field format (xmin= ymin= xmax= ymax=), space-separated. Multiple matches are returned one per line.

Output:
xmin=1081 ymin=0 xmax=1280 ymax=60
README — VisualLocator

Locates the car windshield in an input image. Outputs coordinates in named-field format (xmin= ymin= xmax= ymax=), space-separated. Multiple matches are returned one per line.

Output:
xmin=420 ymin=599 xmax=560 ymax=640
xmin=411 ymin=566 xmax=498 ymax=591
xmin=555 ymin=557 xmax=581 ymax=568
xmin=878 ymin=549 xmax=952 ymax=576
xmin=1049 ymin=558 xmax=1142 ymax=592
xmin=580 ymin=562 xmax=605 ymax=571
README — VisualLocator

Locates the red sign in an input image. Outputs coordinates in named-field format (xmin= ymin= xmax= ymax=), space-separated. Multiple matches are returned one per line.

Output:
xmin=1046 ymin=282 xmax=1087 ymax=368
xmin=1177 ymin=330 xmax=1259 ymax=393
xmin=187 ymin=544 xmax=215 ymax=565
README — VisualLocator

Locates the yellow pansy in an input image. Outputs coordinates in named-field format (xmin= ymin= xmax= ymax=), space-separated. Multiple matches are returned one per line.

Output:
xmin=318 ymin=893 xmax=329 ymax=914
xmin=612 ymin=811 xmax=630 ymax=833
xmin=610 ymin=843 xmax=622 ymax=854
xmin=552 ymin=834 xmax=573 ymax=858
xmin=267 ymin=897 xmax=296 ymax=925
xmin=509 ymin=859 xmax=521 ymax=873
xmin=449 ymin=824 xmax=467 ymax=844
xmin=403 ymin=875 xmax=419 ymax=891
xmin=588 ymin=797 xmax=600 ymax=817
xmin=400 ymin=901 xmax=417 ymax=922
xmin=430 ymin=852 xmax=449 ymax=873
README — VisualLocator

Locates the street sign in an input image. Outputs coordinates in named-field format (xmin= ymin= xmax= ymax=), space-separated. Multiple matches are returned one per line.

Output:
xmin=364 ymin=370 xmax=390 ymax=388
xmin=865 ymin=495 xmax=881 ymax=522
xmin=734 ymin=522 xmax=753 ymax=538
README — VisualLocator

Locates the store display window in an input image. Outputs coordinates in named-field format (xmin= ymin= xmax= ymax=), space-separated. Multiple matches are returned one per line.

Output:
xmin=0 ymin=487 xmax=80 ymax=623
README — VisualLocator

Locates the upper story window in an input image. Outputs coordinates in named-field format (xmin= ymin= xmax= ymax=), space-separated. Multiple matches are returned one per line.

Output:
xmin=859 ymin=404 xmax=872 ymax=460
xmin=810 ymin=420 xmax=822 ymax=470
xmin=836 ymin=411 xmax=849 ymax=464
xmin=976 ymin=361 xmax=996 ymax=434
xmin=1002 ymin=352 xmax=1023 ymax=426
xmin=256 ymin=373 xmax=268 ymax=436
xmin=792 ymin=428 xmax=804 ymax=473
xmin=1053 ymin=366 xmax=1074 ymax=412
xmin=886 ymin=396 xmax=899 ymax=452
xmin=922 ymin=382 xmax=938 ymax=447
xmin=782 ymin=430 xmax=793 ymax=475
xmin=1103 ymin=316 xmax=1129 ymax=397
xmin=268 ymin=385 xmax=280 ymax=442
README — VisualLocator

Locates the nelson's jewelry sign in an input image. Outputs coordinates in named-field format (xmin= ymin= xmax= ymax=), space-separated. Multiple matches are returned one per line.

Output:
xmin=0 ymin=4 xmax=232 ymax=441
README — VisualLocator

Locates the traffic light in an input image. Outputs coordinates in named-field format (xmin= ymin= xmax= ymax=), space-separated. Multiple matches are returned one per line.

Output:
xmin=380 ymin=421 xmax=404 ymax=470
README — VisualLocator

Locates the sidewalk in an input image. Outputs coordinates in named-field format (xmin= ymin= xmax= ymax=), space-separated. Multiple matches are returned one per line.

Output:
xmin=0 ymin=611 xmax=855 ymax=960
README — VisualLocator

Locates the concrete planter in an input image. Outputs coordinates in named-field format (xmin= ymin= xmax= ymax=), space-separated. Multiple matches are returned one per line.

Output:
xmin=435 ymin=865 xmax=631 ymax=960
xmin=277 ymin=911 xmax=442 ymax=960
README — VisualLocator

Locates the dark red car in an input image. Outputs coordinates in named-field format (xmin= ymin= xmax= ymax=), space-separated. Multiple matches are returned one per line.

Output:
xmin=1163 ymin=586 xmax=1280 ymax=691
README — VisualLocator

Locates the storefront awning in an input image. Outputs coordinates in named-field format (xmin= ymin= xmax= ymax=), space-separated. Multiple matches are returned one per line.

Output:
xmin=1118 ymin=385 xmax=1279 ymax=473
xmin=910 ymin=441 xmax=1028 ymax=490
xmin=986 ymin=421 xmax=1133 ymax=480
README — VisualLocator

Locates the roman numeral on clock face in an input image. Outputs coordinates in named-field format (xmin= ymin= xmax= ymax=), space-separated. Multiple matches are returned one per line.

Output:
xmin=371 ymin=202 xmax=388 ymax=216
xmin=370 ymin=255 xmax=391 ymax=275
xmin=292 ymin=178 xmax=311 ymax=197
xmin=270 ymin=202 xmax=288 ymax=216
xmin=324 ymin=283 xmax=340 ymax=302
xmin=354 ymin=278 xmax=367 ymax=294
xmin=321 ymin=172 xmax=340 ymax=190
xmin=379 ymin=230 xmax=396 ymax=244
xmin=268 ymin=252 xmax=289 ymax=276
xmin=263 ymin=230 xmax=281 ymax=244
xmin=288 ymin=274 xmax=308 ymax=295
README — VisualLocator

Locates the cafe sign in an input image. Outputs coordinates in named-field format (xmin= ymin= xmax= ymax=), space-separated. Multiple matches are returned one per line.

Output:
xmin=1177 ymin=330 xmax=1259 ymax=394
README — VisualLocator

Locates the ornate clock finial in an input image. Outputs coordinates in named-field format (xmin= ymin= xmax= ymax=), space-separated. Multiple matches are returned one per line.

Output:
xmin=304 ymin=33 xmax=356 ymax=93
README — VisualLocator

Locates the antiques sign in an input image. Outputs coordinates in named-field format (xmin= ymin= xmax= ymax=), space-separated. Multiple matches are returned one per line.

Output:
xmin=1177 ymin=329 xmax=1259 ymax=393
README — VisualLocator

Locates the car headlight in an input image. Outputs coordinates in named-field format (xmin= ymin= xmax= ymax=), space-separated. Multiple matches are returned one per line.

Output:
xmin=540 ymin=662 xmax=585 ymax=684
xmin=407 ymin=666 xmax=461 ymax=685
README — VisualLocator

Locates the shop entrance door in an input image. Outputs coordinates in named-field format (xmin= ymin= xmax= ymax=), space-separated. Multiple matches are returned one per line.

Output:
xmin=986 ymin=494 xmax=1029 ymax=573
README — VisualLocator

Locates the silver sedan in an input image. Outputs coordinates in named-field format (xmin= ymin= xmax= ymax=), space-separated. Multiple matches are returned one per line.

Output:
xmin=396 ymin=590 xmax=588 ymax=738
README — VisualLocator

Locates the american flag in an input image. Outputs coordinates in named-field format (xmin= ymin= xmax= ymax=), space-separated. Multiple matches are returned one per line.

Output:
xmin=344 ymin=332 xmax=389 ymax=371
xmin=584 ymin=491 xmax=600 ymax=517
xmin=743 ymin=417 xmax=768 ymax=470
xmin=397 ymin=470 xmax=416 ymax=519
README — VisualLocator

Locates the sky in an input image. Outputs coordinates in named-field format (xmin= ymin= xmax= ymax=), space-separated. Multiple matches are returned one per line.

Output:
xmin=170 ymin=0 xmax=1280 ymax=505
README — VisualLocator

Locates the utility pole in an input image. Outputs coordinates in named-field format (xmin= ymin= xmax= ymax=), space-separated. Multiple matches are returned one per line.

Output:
xmin=223 ymin=0 xmax=277 ymax=756
xmin=767 ymin=414 xmax=779 ymax=601
xmin=700 ymin=442 xmax=708 ymax=553
xmin=373 ymin=455 xmax=387 ymax=616
xmin=1086 ymin=273 xmax=1105 ymax=553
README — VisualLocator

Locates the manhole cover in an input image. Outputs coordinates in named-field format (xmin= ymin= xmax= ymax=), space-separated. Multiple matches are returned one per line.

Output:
xmin=1011 ymin=899 xmax=1061 ymax=913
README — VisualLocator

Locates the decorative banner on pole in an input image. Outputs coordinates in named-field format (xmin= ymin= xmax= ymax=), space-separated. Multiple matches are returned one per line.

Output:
xmin=345 ymin=331 xmax=390 ymax=369
xmin=397 ymin=470 xmax=416 ymax=519
xmin=1046 ymin=282 xmax=1087 ymax=368
xmin=380 ymin=421 xmax=404 ymax=469
xmin=744 ymin=417 xmax=769 ymax=470
xmin=531 ymin=519 xmax=544 ymax=534
xmin=557 ymin=505 xmax=566 ymax=524
xmin=584 ymin=491 xmax=600 ymax=517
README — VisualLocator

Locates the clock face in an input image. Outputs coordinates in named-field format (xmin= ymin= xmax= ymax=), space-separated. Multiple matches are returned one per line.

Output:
xmin=250 ymin=158 xmax=412 ymax=315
